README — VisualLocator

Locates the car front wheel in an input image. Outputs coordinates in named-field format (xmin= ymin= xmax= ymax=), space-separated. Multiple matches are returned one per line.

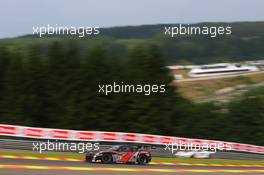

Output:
xmin=138 ymin=155 xmax=148 ymax=165
xmin=101 ymin=154 xmax=113 ymax=164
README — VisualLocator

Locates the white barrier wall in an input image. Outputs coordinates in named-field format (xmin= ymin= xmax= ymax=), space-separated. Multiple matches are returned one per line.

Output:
xmin=0 ymin=124 xmax=263 ymax=154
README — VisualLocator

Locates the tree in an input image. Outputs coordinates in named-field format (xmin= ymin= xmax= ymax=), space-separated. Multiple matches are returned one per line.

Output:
xmin=0 ymin=46 xmax=10 ymax=116
xmin=0 ymin=51 xmax=29 ymax=124
xmin=227 ymin=88 xmax=264 ymax=145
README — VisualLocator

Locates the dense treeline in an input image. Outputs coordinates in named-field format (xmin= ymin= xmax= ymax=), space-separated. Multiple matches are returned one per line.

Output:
xmin=11 ymin=21 xmax=264 ymax=64
xmin=0 ymin=43 xmax=263 ymax=145
xmin=102 ymin=22 xmax=264 ymax=64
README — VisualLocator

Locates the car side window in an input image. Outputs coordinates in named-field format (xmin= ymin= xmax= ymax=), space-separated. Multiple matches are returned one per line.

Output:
xmin=119 ymin=146 xmax=132 ymax=152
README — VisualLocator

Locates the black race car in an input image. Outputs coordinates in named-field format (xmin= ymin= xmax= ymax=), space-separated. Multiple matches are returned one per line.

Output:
xmin=85 ymin=145 xmax=151 ymax=164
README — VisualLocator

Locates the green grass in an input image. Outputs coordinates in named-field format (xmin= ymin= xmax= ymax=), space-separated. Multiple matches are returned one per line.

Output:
xmin=0 ymin=150 xmax=84 ymax=159
xmin=176 ymin=72 xmax=264 ymax=100
xmin=1 ymin=150 xmax=263 ymax=164
xmin=152 ymin=157 xmax=264 ymax=164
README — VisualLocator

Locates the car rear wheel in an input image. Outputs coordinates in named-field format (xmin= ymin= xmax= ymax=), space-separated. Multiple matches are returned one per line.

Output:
xmin=85 ymin=156 xmax=92 ymax=162
xmin=101 ymin=154 xmax=113 ymax=164
xmin=138 ymin=155 xmax=147 ymax=165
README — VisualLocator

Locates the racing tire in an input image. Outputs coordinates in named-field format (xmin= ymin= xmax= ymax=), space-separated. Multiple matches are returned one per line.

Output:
xmin=138 ymin=155 xmax=148 ymax=165
xmin=101 ymin=154 xmax=113 ymax=164
xmin=85 ymin=156 xmax=92 ymax=162
xmin=85 ymin=154 xmax=93 ymax=162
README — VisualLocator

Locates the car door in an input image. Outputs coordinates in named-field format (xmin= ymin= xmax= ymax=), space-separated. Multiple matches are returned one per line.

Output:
xmin=117 ymin=146 xmax=135 ymax=163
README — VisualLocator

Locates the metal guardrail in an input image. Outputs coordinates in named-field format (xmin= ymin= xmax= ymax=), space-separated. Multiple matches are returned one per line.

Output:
xmin=0 ymin=138 xmax=170 ymax=156
xmin=0 ymin=139 xmax=37 ymax=150
xmin=0 ymin=139 xmax=263 ymax=160
xmin=1 ymin=124 xmax=264 ymax=154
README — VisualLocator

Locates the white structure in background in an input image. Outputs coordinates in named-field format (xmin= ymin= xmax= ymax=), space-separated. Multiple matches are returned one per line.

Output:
xmin=175 ymin=150 xmax=215 ymax=159
xmin=188 ymin=63 xmax=259 ymax=78
xmin=167 ymin=65 xmax=199 ymax=70
xmin=167 ymin=65 xmax=185 ymax=70
xmin=174 ymin=74 xmax=183 ymax=80
xmin=246 ymin=60 xmax=264 ymax=66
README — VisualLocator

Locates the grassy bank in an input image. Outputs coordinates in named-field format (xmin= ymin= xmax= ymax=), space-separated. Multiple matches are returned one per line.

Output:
xmin=176 ymin=72 xmax=264 ymax=100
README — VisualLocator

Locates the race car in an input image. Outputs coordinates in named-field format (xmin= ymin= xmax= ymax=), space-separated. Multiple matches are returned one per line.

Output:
xmin=85 ymin=145 xmax=151 ymax=164
xmin=175 ymin=150 xmax=215 ymax=158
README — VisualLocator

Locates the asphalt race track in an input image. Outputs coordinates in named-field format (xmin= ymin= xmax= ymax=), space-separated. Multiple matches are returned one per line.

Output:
xmin=0 ymin=158 xmax=264 ymax=175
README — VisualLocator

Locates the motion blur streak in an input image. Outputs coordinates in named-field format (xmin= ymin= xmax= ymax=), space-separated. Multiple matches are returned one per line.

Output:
xmin=0 ymin=165 xmax=264 ymax=173
xmin=1 ymin=154 xmax=263 ymax=167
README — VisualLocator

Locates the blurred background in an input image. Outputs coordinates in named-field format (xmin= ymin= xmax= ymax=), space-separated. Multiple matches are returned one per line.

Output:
xmin=0 ymin=0 xmax=263 ymax=146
